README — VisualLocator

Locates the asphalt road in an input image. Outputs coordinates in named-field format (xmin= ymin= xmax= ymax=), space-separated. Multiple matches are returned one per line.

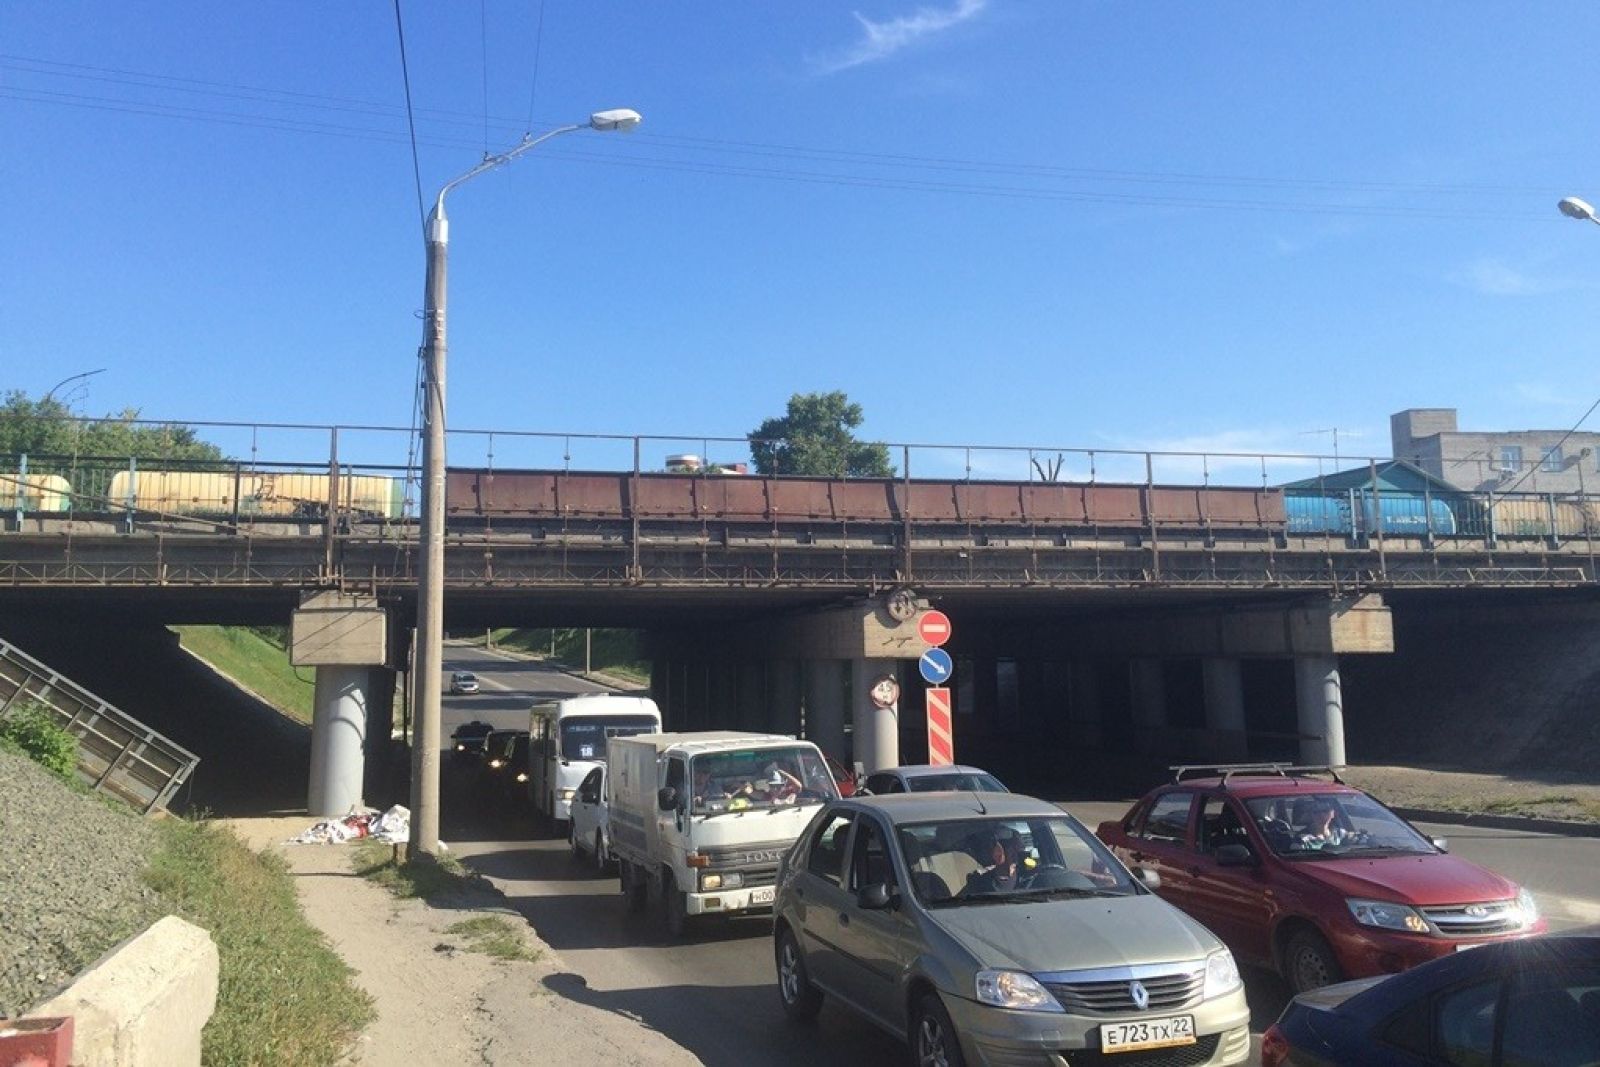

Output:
xmin=441 ymin=649 xmax=1600 ymax=1067
xmin=439 ymin=643 xmax=619 ymax=747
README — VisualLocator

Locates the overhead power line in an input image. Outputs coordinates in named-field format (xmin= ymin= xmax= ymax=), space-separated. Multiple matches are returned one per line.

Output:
xmin=390 ymin=0 xmax=427 ymax=237
xmin=0 ymin=53 xmax=1562 ymax=222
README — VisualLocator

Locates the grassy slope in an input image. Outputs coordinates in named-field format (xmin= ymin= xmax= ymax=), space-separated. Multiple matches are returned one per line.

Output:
xmin=486 ymin=628 xmax=650 ymax=686
xmin=147 ymin=818 xmax=374 ymax=1065
xmin=172 ymin=625 xmax=315 ymax=722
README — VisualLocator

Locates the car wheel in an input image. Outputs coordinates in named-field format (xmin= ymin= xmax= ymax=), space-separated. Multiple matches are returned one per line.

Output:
xmin=1285 ymin=929 xmax=1343 ymax=993
xmin=775 ymin=927 xmax=823 ymax=1022
xmin=912 ymin=992 xmax=966 ymax=1067
xmin=594 ymin=832 xmax=608 ymax=874
xmin=664 ymin=875 xmax=689 ymax=938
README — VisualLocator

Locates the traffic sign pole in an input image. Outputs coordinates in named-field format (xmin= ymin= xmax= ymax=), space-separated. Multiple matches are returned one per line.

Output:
xmin=926 ymin=687 xmax=953 ymax=766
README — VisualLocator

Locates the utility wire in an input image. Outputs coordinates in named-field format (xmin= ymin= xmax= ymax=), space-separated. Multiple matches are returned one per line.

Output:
xmin=0 ymin=53 xmax=1562 ymax=200
xmin=479 ymin=0 xmax=489 ymax=155
xmin=0 ymin=84 xmax=1558 ymax=222
xmin=1492 ymin=396 xmax=1600 ymax=501
xmin=391 ymin=0 xmax=427 ymax=237
xmin=524 ymin=0 xmax=546 ymax=132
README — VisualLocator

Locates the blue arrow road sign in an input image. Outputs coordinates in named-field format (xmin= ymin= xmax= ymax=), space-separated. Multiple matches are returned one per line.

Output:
xmin=919 ymin=647 xmax=954 ymax=685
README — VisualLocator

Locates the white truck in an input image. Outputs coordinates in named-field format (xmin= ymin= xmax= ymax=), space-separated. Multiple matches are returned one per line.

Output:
xmin=608 ymin=731 xmax=840 ymax=936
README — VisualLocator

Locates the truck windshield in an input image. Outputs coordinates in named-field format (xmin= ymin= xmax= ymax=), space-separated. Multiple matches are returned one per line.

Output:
xmin=560 ymin=715 xmax=659 ymax=761
xmin=689 ymin=747 xmax=837 ymax=814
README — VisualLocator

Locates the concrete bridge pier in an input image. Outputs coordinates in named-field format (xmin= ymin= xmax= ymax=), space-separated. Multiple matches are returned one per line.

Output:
xmin=290 ymin=592 xmax=390 ymax=818
xmin=852 ymin=658 xmax=900 ymax=774
xmin=1295 ymin=655 xmax=1345 ymax=767
xmin=308 ymin=666 xmax=369 ymax=816
xmin=804 ymin=660 xmax=848 ymax=768
xmin=1067 ymin=662 xmax=1102 ymax=747
xmin=769 ymin=660 xmax=803 ymax=737
xmin=1130 ymin=660 xmax=1166 ymax=753
xmin=1202 ymin=659 xmax=1247 ymax=762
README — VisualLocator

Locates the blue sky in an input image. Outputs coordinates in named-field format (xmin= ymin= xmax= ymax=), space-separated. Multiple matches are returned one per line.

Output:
xmin=5 ymin=2 xmax=1600 ymax=479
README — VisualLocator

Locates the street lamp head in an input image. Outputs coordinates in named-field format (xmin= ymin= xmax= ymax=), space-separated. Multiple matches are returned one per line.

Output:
xmin=1558 ymin=196 xmax=1597 ymax=222
xmin=589 ymin=108 xmax=642 ymax=133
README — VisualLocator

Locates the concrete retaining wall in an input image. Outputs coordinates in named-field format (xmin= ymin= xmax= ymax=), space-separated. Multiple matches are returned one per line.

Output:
xmin=28 ymin=915 xmax=218 ymax=1067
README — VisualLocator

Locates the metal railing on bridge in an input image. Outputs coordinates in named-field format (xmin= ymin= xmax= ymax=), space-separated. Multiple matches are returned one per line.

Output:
xmin=0 ymin=637 xmax=199 ymax=814
xmin=3 ymin=417 xmax=1599 ymax=588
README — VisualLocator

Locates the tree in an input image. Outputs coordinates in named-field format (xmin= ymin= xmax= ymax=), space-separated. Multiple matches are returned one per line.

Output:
xmin=0 ymin=391 xmax=224 ymax=462
xmin=748 ymin=391 xmax=895 ymax=478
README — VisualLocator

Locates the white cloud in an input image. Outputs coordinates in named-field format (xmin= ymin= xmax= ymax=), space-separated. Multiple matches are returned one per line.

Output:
xmin=1516 ymin=382 xmax=1587 ymax=408
xmin=1453 ymin=258 xmax=1548 ymax=296
xmin=810 ymin=0 xmax=988 ymax=75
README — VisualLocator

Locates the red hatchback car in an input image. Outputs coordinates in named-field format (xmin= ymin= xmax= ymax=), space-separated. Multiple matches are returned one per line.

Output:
xmin=1096 ymin=767 xmax=1544 ymax=994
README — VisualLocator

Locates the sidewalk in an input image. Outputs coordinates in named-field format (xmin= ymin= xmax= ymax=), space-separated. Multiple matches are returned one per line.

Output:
xmin=224 ymin=817 xmax=697 ymax=1067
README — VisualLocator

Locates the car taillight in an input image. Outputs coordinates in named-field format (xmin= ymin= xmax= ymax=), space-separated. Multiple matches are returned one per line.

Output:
xmin=1259 ymin=1024 xmax=1289 ymax=1067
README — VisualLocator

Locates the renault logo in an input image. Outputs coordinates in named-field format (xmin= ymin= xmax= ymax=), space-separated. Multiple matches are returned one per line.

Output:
xmin=1129 ymin=980 xmax=1150 ymax=1011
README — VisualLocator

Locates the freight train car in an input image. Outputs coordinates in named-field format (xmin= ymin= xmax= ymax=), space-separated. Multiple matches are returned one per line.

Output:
xmin=443 ymin=468 xmax=1288 ymax=533
xmin=106 ymin=470 xmax=404 ymax=519
xmin=1283 ymin=489 xmax=1459 ymax=536
xmin=2 ymin=473 xmax=72 ymax=513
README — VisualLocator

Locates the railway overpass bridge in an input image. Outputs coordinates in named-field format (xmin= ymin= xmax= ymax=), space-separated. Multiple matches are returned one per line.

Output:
xmin=6 ymin=425 xmax=1600 ymax=811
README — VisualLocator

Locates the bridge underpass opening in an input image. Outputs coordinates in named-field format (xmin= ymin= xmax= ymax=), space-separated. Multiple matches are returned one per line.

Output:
xmin=21 ymin=581 xmax=1600 ymax=816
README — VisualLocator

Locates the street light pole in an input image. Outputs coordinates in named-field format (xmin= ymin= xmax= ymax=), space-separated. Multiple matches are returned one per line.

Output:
xmin=409 ymin=109 xmax=641 ymax=859
xmin=42 ymin=368 xmax=106 ymax=404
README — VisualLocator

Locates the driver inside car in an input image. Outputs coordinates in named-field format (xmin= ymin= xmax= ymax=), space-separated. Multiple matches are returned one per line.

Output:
xmin=1296 ymin=799 xmax=1353 ymax=850
xmin=965 ymin=827 xmax=1027 ymax=894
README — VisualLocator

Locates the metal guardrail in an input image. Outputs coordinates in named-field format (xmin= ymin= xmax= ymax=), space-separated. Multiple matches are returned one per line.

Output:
xmin=0 ymin=637 xmax=199 ymax=814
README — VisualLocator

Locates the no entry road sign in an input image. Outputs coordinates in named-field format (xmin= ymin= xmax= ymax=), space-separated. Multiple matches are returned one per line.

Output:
xmin=919 ymin=647 xmax=953 ymax=685
xmin=917 ymin=610 xmax=952 ymax=647
xmin=926 ymin=687 xmax=953 ymax=766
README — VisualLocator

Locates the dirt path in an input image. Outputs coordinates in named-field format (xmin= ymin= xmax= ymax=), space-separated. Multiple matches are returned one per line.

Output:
xmin=225 ymin=817 xmax=699 ymax=1066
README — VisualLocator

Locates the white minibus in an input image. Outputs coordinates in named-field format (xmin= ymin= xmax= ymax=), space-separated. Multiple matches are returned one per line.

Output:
xmin=528 ymin=694 xmax=661 ymax=832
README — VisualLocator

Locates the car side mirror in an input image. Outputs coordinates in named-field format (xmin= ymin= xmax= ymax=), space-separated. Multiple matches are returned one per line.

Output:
xmin=1431 ymin=837 xmax=1449 ymax=853
xmin=857 ymin=882 xmax=896 ymax=910
xmin=1214 ymin=843 xmax=1257 ymax=868
xmin=1133 ymin=866 xmax=1161 ymax=890
xmin=657 ymin=786 xmax=678 ymax=811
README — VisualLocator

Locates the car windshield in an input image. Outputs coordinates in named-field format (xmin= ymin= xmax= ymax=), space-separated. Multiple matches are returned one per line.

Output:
xmin=560 ymin=715 xmax=658 ymax=761
xmin=689 ymin=747 xmax=837 ymax=815
xmin=1244 ymin=792 xmax=1436 ymax=858
xmin=455 ymin=673 xmax=476 ymax=682
xmin=897 ymin=815 xmax=1137 ymax=906
xmin=906 ymin=772 xmax=1007 ymax=793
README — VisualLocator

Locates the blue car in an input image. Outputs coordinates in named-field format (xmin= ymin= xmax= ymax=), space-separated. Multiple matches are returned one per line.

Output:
xmin=1262 ymin=935 xmax=1600 ymax=1066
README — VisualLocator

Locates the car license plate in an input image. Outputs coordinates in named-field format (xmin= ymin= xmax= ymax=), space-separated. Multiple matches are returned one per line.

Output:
xmin=750 ymin=887 xmax=775 ymax=906
xmin=1101 ymin=1015 xmax=1195 ymax=1053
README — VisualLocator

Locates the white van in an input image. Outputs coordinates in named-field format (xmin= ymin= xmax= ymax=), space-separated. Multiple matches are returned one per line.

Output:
xmin=608 ymin=731 xmax=839 ymax=936
xmin=528 ymin=694 xmax=661 ymax=833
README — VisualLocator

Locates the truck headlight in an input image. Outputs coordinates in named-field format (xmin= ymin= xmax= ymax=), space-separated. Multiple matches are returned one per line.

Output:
xmin=488 ymin=758 xmax=504 ymax=769
xmin=1347 ymin=898 xmax=1430 ymax=934
xmin=558 ymin=788 xmax=576 ymax=802
xmin=1203 ymin=950 xmax=1241 ymax=999
xmin=1513 ymin=887 xmax=1539 ymax=927
xmin=974 ymin=970 xmax=1062 ymax=1013
xmin=516 ymin=772 xmax=528 ymax=783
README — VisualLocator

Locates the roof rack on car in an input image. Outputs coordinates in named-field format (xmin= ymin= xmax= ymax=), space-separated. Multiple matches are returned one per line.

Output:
xmin=1168 ymin=762 xmax=1346 ymax=787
